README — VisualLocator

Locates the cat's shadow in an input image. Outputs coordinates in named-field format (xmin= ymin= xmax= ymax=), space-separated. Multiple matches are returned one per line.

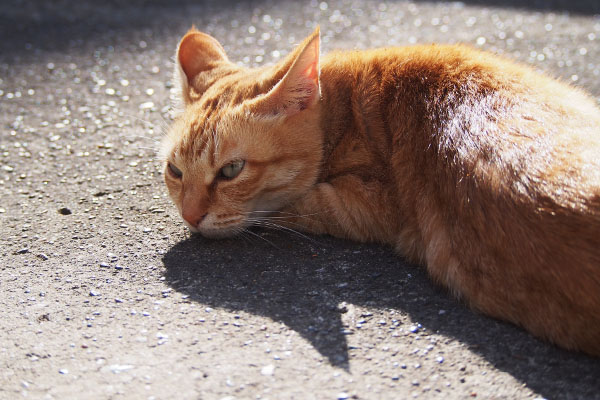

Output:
xmin=162 ymin=229 xmax=599 ymax=397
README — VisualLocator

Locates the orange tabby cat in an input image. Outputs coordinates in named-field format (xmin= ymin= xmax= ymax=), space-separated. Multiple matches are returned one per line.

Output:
xmin=161 ymin=27 xmax=600 ymax=356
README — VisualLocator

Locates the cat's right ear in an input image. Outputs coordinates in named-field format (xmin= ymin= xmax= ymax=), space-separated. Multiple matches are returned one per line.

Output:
xmin=175 ymin=28 xmax=229 ymax=103
xmin=251 ymin=27 xmax=321 ymax=117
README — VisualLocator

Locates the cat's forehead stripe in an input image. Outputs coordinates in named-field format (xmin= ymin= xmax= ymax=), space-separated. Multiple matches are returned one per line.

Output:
xmin=175 ymin=66 xmax=274 ymax=168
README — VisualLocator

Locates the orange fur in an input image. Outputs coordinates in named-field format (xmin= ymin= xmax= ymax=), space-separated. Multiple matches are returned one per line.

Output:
xmin=161 ymin=27 xmax=600 ymax=356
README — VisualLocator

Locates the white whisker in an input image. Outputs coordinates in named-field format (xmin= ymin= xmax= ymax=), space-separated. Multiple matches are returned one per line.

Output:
xmin=245 ymin=210 xmax=324 ymax=221
xmin=238 ymin=230 xmax=259 ymax=245
xmin=243 ymin=227 xmax=280 ymax=249
xmin=246 ymin=217 xmax=320 ymax=244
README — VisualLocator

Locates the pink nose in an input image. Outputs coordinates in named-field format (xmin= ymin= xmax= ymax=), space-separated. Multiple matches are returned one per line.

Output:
xmin=182 ymin=209 xmax=207 ymax=228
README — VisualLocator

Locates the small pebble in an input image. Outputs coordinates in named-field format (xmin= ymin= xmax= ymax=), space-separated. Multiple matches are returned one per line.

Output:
xmin=89 ymin=290 xmax=100 ymax=297
xmin=337 ymin=393 xmax=350 ymax=400
xmin=260 ymin=364 xmax=275 ymax=376
xmin=58 ymin=369 xmax=68 ymax=375
xmin=109 ymin=364 xmax=134 ymax=374
xmin=139 ymin=101 xmax=154 ymax=110
xmin=99 ymin=262 xmax=110 ymax=268
xmin=58 ymin=207 xmax=72 ymax=215
xmin=38 ymin=253 xmax=49 ymax=260
xmin=17 ymin=248 xmax=29 ymax=254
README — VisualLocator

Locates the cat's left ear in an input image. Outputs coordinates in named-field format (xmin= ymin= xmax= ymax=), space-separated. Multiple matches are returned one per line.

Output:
xmin=255 ymin=27 xmax=321 ymax=116
xmin=175 ymin=28 xmax=229 ymax=102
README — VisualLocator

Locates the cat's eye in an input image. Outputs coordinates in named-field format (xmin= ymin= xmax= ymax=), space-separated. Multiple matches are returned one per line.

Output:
xmin=167 ymin=162 xmax=183 ymax=179
xmin=219 ymin=160 xmax=245 ymax=180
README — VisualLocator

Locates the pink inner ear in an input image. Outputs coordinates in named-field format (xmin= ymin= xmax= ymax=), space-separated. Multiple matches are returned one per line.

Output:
xmin=270 ymin=33 xmax=321 ymax=115
xmin=303 ymin=61 xmax=318 ymax=84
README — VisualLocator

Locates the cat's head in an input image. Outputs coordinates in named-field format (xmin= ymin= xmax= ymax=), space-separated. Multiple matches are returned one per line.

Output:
xmin=160 ymin=28 xmax=323 ymax=238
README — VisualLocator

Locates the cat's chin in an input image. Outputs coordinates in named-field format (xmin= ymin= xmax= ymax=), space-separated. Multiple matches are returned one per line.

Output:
xmin=187 ymin=223 xmax=246 ymax=239
xmin=197 ymin=228 xmax=240 ymax=239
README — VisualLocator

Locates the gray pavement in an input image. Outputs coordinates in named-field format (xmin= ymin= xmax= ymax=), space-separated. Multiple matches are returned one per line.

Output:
xmin=1 ymin=0 xmax=600 ymax=399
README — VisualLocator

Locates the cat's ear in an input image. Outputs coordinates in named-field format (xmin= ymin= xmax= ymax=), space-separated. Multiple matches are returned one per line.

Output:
xmin=255 ymin=27 xmax=321 ymax=116
xmin=175 ymin=28 xmax=229 ymax=101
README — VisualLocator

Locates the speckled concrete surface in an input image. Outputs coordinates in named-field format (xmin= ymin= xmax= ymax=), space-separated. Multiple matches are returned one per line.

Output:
xmin=1 ymin=1 xmax=599 ymax=399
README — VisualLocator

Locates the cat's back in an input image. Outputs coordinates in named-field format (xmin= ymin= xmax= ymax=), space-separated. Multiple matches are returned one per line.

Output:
xmin=321 ymin=43 xmax=600 ymax=204
xmin=321 ymin=42 xmax=600 ymax=127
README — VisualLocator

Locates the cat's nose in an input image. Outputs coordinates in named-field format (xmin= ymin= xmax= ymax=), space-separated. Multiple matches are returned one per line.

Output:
xmin=182 ymin=210 xmax=208 ymax=228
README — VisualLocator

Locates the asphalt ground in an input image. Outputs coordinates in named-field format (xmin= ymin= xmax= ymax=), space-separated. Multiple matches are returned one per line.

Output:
xmin=1 ymin=0 xmax=600 ymax=399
